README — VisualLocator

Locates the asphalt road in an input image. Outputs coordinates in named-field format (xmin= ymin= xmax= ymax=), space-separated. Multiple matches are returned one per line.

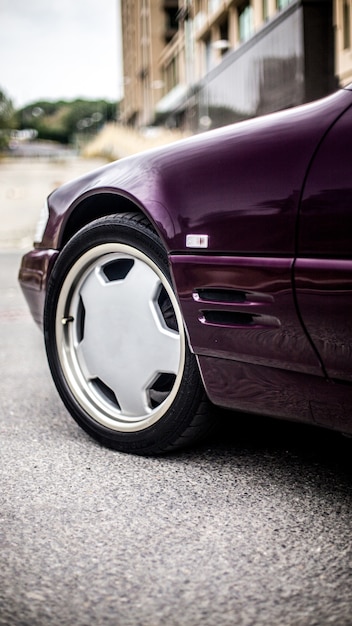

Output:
xmin=0 ymin=154 xmax=106 ymax=249
xmin=1 ymin=157 xmax=352 ymax=626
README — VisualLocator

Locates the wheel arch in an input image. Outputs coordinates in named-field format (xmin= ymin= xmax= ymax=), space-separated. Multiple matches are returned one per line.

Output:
xmin=59 ymin=192 xmax=159 ymax=248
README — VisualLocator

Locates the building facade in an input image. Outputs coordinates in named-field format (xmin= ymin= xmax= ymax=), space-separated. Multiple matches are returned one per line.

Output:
xmin=120 ymin=0 xmax=178 ymax=126
xmin=120 ymin=0 xmax=352 ymax=130
xmin=335 ymin=0 xmax=352 ymax=84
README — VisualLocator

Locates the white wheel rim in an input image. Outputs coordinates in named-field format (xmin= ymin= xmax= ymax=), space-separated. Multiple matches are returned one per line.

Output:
xmin=55 ymin=243 xmax=186 ymax=432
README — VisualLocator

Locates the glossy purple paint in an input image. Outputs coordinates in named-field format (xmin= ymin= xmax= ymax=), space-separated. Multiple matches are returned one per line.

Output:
xmin=38 ymin=88 xmax=352 ymax=254
xmin=169 ymin=254 xmax=321 ymax=374
xmin=197 ymin=356 xmax=352 ymax=434
xmin=295 ymin=259 xmax=352 ymax=382
xmin=19 ymin=87 xmax=352 ymax=435
xmin=19 ymin=248 xmax=58 ymax=327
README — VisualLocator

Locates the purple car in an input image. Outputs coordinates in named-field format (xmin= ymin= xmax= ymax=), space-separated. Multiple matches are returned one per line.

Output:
xmin=19 ymin=85 xmax=352 ymax=454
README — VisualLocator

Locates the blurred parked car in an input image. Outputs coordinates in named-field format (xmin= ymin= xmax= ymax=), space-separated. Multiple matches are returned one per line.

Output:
xmin=19 ymin=85 xmax=352 ymax=454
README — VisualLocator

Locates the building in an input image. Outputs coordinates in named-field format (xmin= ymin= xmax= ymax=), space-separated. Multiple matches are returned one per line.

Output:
xmin=335 ymin=0 xmax=352 ymax=85
xmin=120 ymin=0 xmax=177 ymax=126
xmin=120 ymin=0 xmax=352 ymax=131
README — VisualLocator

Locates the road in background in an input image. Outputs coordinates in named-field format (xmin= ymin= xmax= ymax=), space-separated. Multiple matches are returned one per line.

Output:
xmin=0 ymin=154 xmax=106 ymax=249
xmin=1 ymin=156 xmax=352 ymax=626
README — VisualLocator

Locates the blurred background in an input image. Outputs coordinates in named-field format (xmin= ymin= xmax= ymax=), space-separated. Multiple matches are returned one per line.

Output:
xmin=1 ymin=7 xmax=352 ymax=623
xmin=0 ymin=0 xmax=351 ymax=247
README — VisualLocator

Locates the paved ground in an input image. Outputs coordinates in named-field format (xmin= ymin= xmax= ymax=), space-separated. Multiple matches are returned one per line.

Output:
xmin=0 ymin=155 xmax=106 ymax=249
xmin=1 ymin=157 xmax=352 ymax=625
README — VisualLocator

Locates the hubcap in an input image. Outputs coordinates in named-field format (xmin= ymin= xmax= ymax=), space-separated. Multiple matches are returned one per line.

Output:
xmin=55 ymin=243 xmax=185 ymax=432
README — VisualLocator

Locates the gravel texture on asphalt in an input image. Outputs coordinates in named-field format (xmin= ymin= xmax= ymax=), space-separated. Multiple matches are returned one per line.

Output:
xmin=1 ymin=251 xmax=352 ymax=625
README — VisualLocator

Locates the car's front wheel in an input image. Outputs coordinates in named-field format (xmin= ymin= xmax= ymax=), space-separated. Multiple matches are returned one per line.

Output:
xmin=44 ymin=213 xmax=212 ymax=454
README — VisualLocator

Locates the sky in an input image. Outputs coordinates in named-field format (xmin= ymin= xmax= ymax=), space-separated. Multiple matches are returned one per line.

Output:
xmin=0 ymin=0 xmax=123 ymax=108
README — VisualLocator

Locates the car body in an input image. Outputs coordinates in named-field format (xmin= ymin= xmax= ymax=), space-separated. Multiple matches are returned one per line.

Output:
xmin=19 ymin=85 xmax=352 ymax=454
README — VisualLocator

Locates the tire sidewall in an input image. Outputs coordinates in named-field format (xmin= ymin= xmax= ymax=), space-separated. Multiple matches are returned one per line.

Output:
xmin=44 ymin=214 xmax=203 ymax=454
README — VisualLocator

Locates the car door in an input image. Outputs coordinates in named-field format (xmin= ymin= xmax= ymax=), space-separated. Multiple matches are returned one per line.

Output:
xmin=295 ymin=102 xmax=352 ymax=384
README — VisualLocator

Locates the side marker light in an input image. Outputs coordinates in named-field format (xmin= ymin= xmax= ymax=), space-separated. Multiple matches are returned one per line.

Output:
xmin=186 ymin=234 xmax=209 ymax=249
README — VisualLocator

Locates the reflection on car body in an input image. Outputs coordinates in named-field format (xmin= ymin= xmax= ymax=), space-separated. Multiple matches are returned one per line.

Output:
xmin=19 ymin=85 xmax=352 ymax=454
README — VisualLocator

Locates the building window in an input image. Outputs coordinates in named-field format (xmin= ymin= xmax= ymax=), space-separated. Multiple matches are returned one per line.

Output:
xmin=203 ymin=35 xmax=213 ymax=72
xmin=163 ymin=0 xmax=178 ymax=43
xmin=238 ymin=2 xmax=253 ymax=43
xmin=262 ymin=0 xmax=269 ymax=20
xmin=276 ymin=0 xmax=292 ymax=9
xmin=343 ymin=0 xmax=351 ymax=49
xmin=219 ymin=16 xmax=230 ymax=56
xmin=164 ymin=57 xmax=179 ymax=92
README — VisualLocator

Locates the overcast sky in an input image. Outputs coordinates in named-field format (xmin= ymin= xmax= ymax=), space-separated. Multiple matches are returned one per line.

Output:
xmin=0 ymin=0 xmax=123 ymax=107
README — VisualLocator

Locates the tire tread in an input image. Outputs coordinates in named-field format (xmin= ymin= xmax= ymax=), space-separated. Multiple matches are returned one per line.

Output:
xmin=44 ymin=211 xmax=215 ymax=455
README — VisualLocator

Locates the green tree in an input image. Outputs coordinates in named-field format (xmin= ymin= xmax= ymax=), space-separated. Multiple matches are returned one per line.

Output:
xmin=0 ymin=89 xmax=15 ymax=149
xmin=63 ymin=99 xmax=116 ymax=140
xmin=17 ymin=98 xmax=117 ymax=144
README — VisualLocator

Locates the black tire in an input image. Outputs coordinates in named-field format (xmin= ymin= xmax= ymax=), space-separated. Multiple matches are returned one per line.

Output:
xmin=44 ymin=212 xmax=213 ymax=454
